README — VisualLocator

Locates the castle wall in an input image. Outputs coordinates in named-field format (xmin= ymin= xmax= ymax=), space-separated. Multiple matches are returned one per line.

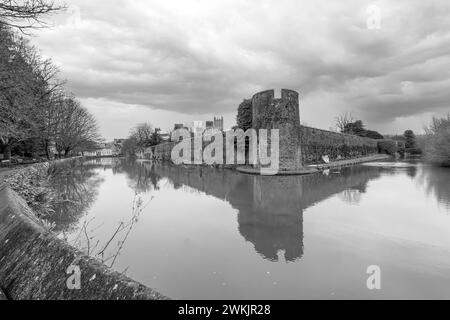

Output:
xmin=144 ymin=136 xmax=231 ymax=166
xmin=147 ymin=89 xmax=380 ymax=169
xmin=299 ymin=126 xmax=378 ymax=164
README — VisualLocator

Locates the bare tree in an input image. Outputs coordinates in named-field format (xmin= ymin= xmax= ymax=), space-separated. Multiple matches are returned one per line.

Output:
xmin=129 ymin=123 xmax=155 ymax=153
xmin=0 ymin=6 xmax=104 ymax=161
xmin=53 ymin=96 xmax=101 ymax=157
xmin=335 ymin=112 xmax=355 ymax=133
xmin=0 ymin=0 xmax=66 ymax=33
xmin=0 ymin=24 xmax=37 ymax=158
xmin=1 ymin=23 xmax=65 ymax=159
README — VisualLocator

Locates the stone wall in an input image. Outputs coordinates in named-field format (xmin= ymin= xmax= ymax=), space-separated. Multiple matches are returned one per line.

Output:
xmin=299 ymin=126 xmax=378 ymax=164
xmin=148 ymin=127 xmax=379 ymax=167
xmin=145 ymin=138 xmax=228 ymax=164
xmin=145 ymin=141 xmax=174 ymax=161
xmin=252 ymin=89 xmax=302 ymax=171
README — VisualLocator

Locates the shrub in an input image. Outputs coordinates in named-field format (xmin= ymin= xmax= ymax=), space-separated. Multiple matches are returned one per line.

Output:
xmin=377 ymin=139 xmax=398 ymax=155
xmin=396 ymin=141 xmax=406 ymax=156
xmin=365 ymin=130 xmax=384 ymax=140
xmin=406 ymin=147 xmax=422 ymax=155
xmin=404 ymin=130 xmax=417 ymax=149
xmin=423 ymin=114 xmax=450 ymax=166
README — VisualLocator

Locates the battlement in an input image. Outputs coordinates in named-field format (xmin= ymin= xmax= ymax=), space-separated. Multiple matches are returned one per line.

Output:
xmin=252 ymin=89 xmax=300 ymax=129
xmin=251 ymin=89 xmax=298 ymax=102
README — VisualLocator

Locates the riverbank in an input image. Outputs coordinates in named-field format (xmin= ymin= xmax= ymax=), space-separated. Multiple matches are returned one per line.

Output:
xmin=3 ymin=162 xmax=54 ymax=222
xmin=2 ymin=157 xmax=86 ymax=221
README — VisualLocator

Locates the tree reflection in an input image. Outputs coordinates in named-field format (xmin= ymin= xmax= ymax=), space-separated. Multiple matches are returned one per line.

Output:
xmin=416 ymin=166 xmax=450 ymax=210
xmin=54 ymin=159 xmax=162 ymax=269
xmin=112 ymin=159 xmax=161 ymax=194
xmin=47 ymin=158 xmax=104 ymax=232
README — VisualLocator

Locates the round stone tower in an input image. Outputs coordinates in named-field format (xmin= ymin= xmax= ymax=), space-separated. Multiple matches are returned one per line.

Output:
xmin=251 ymin=89 xmax=302 ymax=171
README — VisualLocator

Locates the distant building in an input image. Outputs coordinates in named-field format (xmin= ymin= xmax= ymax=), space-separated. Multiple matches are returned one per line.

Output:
xmin=172 ymin=116 xmax=224 ymax=137
xmin=159 ymin=131 xmax=170 ymax=142
xmin=191 ymin=121 xmax=205 ymax=136
xmin=83 ymin=142 xmax=114 ymax=157
xmin=213 ymin=116 xmax=224 ymax=131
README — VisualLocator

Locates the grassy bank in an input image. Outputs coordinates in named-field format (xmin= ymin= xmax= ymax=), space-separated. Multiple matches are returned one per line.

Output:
xmin=4 ymin=163 xmax=55 ymax=225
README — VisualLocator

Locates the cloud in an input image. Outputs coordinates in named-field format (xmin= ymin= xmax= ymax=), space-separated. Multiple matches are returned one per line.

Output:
xmin=33 ymin=0 xmax=450 ymax=136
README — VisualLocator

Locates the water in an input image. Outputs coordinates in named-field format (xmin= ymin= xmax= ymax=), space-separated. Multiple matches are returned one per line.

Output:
xmin=48 ymin=158 xmax=450 ymax=299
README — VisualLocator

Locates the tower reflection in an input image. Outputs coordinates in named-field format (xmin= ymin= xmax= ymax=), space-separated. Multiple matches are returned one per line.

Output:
xmin=147 ymin=162 xmax=382 ymax=262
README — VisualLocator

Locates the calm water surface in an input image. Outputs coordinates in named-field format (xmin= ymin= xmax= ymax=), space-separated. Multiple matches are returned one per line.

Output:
xmin=48 ymin=158 xmax=450 ymax=299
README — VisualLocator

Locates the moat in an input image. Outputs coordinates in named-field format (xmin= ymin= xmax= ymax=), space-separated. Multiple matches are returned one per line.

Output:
xmin=48 ymin=158 xmax=450 ymax=299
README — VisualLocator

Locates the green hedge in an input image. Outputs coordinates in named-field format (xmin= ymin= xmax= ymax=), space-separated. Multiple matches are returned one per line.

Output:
xmin=377 ymin=140 xmax=398 ymax=155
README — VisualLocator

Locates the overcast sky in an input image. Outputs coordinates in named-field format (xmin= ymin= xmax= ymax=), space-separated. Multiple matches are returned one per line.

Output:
xmin=32 ymin=0 xmax=450 ymax=140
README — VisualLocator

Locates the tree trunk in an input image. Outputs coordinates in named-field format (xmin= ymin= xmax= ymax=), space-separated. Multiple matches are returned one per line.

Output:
xmin=4 ymin=144 xmax=11 ymax=160
xmin=43 ymin=139 xmax=50 ymax=160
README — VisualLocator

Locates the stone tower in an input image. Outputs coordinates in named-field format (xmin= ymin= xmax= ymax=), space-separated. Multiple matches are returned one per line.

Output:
xmin=213 ymin=116 xmax=224 ymax=131
xmin=251 ymin=89 xmax=302 ymax=171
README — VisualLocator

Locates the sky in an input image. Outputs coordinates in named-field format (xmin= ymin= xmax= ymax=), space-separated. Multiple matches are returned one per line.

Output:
xmin=32 ymin=0 xmax=450 ymax=140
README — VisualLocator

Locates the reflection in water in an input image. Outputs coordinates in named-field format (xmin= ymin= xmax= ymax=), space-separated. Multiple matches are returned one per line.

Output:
xmin=98 ymin=193 xmax=150 ymax=268
xmin=363 ymin=160 xmax=450 ymax=209
xmin=417 ymin=165 xmax=450 ymax=210
xmin=47 ymin=158 xmax=104 ymax=232
xmin=65 ymin=193 xmax=150 ymax=269
xmin=113 ymin=158 xmax=162 ymax=194
xmin=48 ymin=158 xmax=450 ymax=298
xmin=52 ymin=158 xmax=450 ymax=262
xmin=50 ymin=159 xmax=450 ymax=265
xmin=406 ymin=165 xmax=418 ymax=179
xmin=48 ymin=158 xmax=158 ymax=268
xmin=140 ymin=162 xmax=383 ymax=262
